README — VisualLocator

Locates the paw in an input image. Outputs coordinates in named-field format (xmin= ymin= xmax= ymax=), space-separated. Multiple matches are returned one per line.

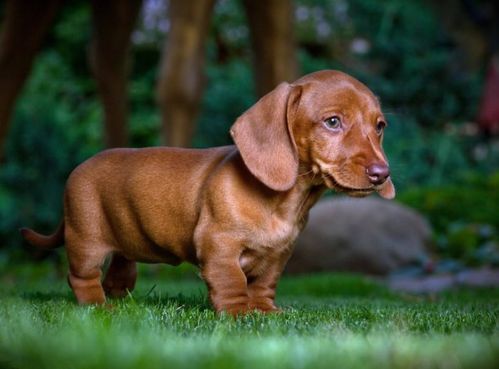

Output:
xmin=216 ymin=303 xmax=251 ymax=316
xmin=248 ymin=296 xmax=281 ymax=313
xmin=248 ymin=302 xmax=281 ymax=313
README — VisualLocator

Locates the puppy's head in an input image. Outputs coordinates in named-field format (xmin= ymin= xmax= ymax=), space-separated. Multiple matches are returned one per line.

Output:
xmin=230 ymin=70 xmax=395 ymax=199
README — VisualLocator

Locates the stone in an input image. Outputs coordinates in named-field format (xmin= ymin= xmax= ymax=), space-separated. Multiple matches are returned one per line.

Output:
xmin=285 ymin=196 xmax=432 ymax=275
xmin=388 ymin=275 xmax=455 ymax=294
xmin=456 ymin=267 xmax=499 ymax=287
xmin=387 ymin=267 xmax=499 ymax=294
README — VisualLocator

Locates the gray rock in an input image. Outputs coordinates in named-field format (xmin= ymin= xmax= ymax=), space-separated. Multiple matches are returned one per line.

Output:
xmin=456 ymin=268 xmax=499 ymax=287
xmin=286 ymin=196 xmax=432 ymax=275
xmin=388 ymin=275 xmax=455 ymax=294
xmin=387 ymin=268 xmax=499 ymax=293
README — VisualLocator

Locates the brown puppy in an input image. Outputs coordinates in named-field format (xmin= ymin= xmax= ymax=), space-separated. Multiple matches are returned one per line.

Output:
xmin=21 ymin=70 xmax=395 ymax=315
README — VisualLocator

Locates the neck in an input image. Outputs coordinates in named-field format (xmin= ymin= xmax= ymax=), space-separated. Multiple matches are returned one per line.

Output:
xmin=272 ymin=163 xmax=326 ymax=228
xmin=295 ymin=164 xmax=327 ymax=212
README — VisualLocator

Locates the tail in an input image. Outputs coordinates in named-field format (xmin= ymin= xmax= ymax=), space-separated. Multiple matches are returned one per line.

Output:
xmin=20 ymin=221 xmax=64 ymax=249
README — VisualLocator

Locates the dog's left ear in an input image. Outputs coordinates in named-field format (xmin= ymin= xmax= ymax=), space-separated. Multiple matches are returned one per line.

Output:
xmin=230 ymin=82 xmax=301 ymax=191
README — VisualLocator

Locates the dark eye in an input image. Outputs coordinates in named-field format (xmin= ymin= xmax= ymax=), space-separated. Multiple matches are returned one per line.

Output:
xmin=376 ymin=121 xmax=386 ymax=135
xmin=324 ymin=116 xmax=342 ymax=130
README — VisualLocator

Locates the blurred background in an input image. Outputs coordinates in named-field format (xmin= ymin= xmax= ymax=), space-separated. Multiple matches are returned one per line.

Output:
xmin=0 ymin=0 xmax=498 ymax=288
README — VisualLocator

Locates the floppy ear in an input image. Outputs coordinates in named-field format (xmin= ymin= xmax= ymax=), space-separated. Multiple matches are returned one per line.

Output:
xmin=378 ymin=177 xmax=396 ymax=199
xmin=230 ymin=82 xmax=299 ymax=191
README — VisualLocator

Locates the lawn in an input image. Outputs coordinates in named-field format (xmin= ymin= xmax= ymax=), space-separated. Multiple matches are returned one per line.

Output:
xmin=1 ymin=264 xmax=498 ymax=369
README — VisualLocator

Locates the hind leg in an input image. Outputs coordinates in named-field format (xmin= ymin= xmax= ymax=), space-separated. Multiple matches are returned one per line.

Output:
xmin=66 ymin=246 xmax=109 ymax=305
xmin=102 ymin=254 xmax=137 ymax=298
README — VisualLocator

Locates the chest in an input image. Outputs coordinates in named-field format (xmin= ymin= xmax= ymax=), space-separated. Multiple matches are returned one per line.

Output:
xmin=238 ymin=212 xmax=307 ymax=276
xmin=250 ymin=203 xmax=309 ymax=247
xmin=238 ymin=184 xmax=325 ymax=277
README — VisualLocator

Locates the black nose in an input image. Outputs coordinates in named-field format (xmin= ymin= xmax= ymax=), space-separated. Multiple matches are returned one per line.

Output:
xmin=366 ymin=163 xmax=390 ymax=185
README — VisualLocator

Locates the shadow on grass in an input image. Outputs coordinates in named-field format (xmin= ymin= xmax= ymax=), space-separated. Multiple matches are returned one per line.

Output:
xmin=140 ymin=289 xmax=211 ymax=311
xmin=15 ymin=288 xmax=212 ymax=312
xmin=19 ymin=290 xmax=73 ymax=303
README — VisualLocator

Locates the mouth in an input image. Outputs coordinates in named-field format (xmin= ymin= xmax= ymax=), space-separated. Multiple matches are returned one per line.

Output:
xmin=322 ymin=172 xmax=375 ymax=196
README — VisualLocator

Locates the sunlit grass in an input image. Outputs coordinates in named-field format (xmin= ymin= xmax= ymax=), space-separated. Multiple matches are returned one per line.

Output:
xmin=1 ymin=265 xmax=498 ymax=369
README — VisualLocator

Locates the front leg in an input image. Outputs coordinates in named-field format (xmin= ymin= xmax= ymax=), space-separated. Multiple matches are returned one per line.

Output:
xmin=198 ymin=236 xmax=249 ymax=315
xmin=247 ymin=249 xmax=292 ymax=312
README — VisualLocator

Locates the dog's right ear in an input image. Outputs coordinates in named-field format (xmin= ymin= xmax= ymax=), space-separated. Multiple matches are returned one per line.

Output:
xmin=230 ymin=83 xmax=301 ymax=192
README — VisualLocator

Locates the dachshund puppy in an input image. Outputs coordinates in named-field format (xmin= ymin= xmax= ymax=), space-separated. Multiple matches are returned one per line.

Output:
xmin=21 ymin=70 xmax=395 ymax=314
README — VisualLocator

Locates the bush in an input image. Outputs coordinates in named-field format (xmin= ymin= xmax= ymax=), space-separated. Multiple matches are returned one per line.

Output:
xmin=398 ymin=172 xmax=499 ymax=264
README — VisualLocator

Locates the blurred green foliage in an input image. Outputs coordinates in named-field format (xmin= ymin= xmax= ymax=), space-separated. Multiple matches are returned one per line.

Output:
xmin=0 ymin=0 xmax=497 ymax=263
xmin=400 ymin=173 xmax=499 ymax=232
xmin=399 ymin=173 xmax=499 ymax=264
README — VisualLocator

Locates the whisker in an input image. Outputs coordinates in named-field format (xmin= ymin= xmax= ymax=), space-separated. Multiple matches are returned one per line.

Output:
xmin=298 ymin=169 xmax=314 ymax=177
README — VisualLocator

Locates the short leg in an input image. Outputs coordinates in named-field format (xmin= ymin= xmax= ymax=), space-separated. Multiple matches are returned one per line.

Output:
xmin=156 ymin=0 xmax=215 ymax=147
xmin=247 ymin=250 xmax=292 ymax=312
xmin=68 ymin=250 xmax=106 ymax=305
xmin=102 ymin=254 xmax=137 ymax=298
xmin=68 ymin=269 xmax=105 ymax=305
xmin=202 ymin=259 xmax=249 ymax=315
xmin=198 ymin=236 xmax=249 ymax=315
xmin=89 ymin=0 xmax=143 ymax=148
xmin=66 ymin=245 xmax=109 ymax=305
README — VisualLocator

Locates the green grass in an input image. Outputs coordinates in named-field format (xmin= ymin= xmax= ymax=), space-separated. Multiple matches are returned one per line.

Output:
xmin=1 ymin=265 xmax=498 ymax=369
